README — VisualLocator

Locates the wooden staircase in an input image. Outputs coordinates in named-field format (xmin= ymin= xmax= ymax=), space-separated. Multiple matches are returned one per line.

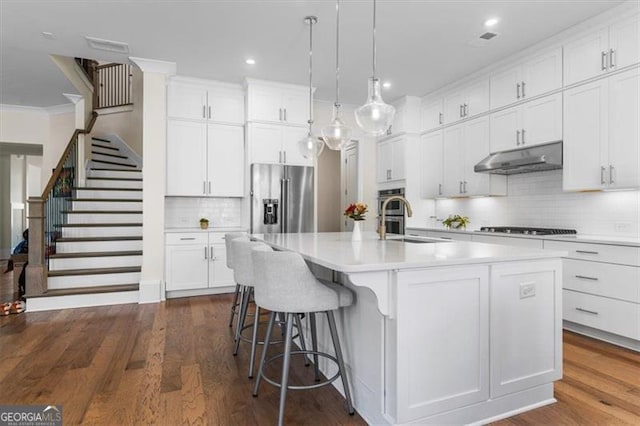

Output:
xmin=27 ymin=136 xmax=143 ymax=311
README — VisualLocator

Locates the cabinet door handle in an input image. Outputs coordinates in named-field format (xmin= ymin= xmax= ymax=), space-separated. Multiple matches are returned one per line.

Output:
xmin=464 ymin=103 xmax=469 ymax=117
xmin=284 ymin=108 xmax=287 ymax=121
xmin=438 ymin=112 xmax=443 ymax=125
xmin=279 ymin=108 xmax=282 ymax=121
xmin=576 ymin=250 xmax=599 ymax=255
xmin=516 ymin=83 xmax=521 ymax=99
xmin=609 ymin=49 xmax=616 ymax=68
xmin=601 ymin=51 xmax=608 ymax=70
xmin=283 ymin=151 xmax=287 ymax=164
xmin=575 ymin=275 xmax=599 ymax=281
xmin=210 ymin=246 xmax=215 ymax=260
xmin=609 ymin=165 xmax=614 ymax=184
xmin=208 ymin=181 xmax=212 ymax=194
xmin=438 ymin=183 xmax=442 ymax=195
xmin=463 ymin=181 xmax=467 ymax=193
xmin=521 ymin=81 xmax=526 ymax=98
xmin=208 ymin=106 xmax=212 ymax=119
xmin=203 ymin=105 xmax=206 ymax=119
xmin=204 ymin=246 xmax=208 ymax=259
xmin=516 ymin=130 xmax=521 ymax=146
xmin=459 ymin=181 xmax=463 ymax=193
xmin=278 ymin=151 xmax=282 ymax=163
xmin=521 ymin=128 xmax=526 ymax=145
xmin=203 ymin=181 xmax=207 ymax=194
xmin=600 ymin=166 xmax=606 ymax=185
xmin=576 ymin=307 xmax=599 ymax=316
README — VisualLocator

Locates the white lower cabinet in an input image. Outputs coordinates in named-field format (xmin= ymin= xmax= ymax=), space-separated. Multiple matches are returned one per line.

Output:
xmin=165 ymin=232 xmax=234 ymax=292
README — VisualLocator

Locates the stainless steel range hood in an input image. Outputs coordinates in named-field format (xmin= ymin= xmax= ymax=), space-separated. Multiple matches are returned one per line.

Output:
xmin=474 ymin=141 xmax=562 ymax=175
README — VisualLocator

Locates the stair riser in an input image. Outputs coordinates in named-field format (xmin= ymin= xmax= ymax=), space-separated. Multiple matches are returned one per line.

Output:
xmin=75 ymin=189 xmax=142 ymax=199
xmin=56 ymin=240 xmax=142 ymax=253
xmin=72 ymin=201 xmax=142 ymax=211
xmin=61 ymin=226 xmax=142 ymax=238
xmin=67 ymin=213 xmax=142 ymax=224
xmin=87 ymin=180 xmax=142 ymax=189
xmin=49 ymin=255 xmax=142 ymax=271
xmin=48 ymin=272 xmax=141 ymax=289
xmin=26 ymin=291 xmax=139 ymax=312
xmin=88 ymin=170 xmax=141 ymax=179
xmin=92 ymin=153 xmax=136 ymax=166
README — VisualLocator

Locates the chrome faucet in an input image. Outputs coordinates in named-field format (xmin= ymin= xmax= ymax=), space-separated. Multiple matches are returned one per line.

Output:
xmin=379 ymin=196 xmax=413 ymax=240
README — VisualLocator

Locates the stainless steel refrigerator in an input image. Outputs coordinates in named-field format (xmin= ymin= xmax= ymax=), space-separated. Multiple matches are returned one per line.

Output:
xmin=250 ymin=163 xmax=314 ymax=234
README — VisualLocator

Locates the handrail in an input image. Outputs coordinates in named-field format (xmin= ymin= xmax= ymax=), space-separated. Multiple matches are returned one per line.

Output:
xmin=41 ymin=111 xmax=98 ymax=200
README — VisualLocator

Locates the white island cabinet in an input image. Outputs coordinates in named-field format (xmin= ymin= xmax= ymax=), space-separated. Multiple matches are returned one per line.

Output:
xmin=254 ymin=232 xmax=564 ymax=425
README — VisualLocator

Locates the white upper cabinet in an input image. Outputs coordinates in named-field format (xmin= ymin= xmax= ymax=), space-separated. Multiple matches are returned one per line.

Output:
xmin=563 ymin=67 xmax=639 ymax=191
xmin=491 ymin=48 xmax=562 ymax=109
xmin=420 ymin=98 xmax=445 ymax=133
xmin=420 ymin=131 xmax=444 ymax=198
xmin=248 ymin=123 xmax=311 ymax=167
xmin=377 ymin=136 xmax=407 ymax=183
xmin=246 ymin=80 xmax=310 ymax=126
xmin=564 ymin=14 xmax=640 ymax=86
xmin=385 ymin=96 xmax=421 ymax=136
xmin=490 ymin=93 xmax=563 ymax=153
xmin=207 ymin=124 xmax=245 ymax=197
xmin=444 ymin=79 xmax=490 ymax=124
xmin=167 ymin=79 xmax=244 ymax=124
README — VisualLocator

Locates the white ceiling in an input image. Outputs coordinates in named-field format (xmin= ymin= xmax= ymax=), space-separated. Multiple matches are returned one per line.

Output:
xmin=0 ymin=0 xmax=627 ymax=107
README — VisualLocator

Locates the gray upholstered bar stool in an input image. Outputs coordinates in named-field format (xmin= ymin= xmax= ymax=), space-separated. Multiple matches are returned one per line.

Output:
xmin=252 ymin=248 xmax=355 ymax=426
xmin=224 ymin=232 xmax=248 ymax=334
xmin=231 ymin=239 xmax=310 ymax=378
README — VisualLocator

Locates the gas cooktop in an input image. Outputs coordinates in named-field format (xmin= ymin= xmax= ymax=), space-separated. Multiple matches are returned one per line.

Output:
xmin=479 ymin=226 xmax=577 ymax=236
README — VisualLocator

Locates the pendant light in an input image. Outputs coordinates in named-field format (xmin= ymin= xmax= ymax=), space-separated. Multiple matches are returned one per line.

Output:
xmin=321 ymin=0 xmax=352 ymax=151
xmin=354 ymin=0 xmax=395 ymax=136
xmin=298 ymin=16 xmax=325 ymax=160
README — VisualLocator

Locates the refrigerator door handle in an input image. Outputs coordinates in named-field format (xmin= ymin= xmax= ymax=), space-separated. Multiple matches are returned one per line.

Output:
xmin=281 ymin=178 xmax=290 ymax=233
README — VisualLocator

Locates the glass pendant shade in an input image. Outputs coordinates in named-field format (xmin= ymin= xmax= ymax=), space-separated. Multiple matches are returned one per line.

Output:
xmin=322 ymin=104 xmax=352 ymax=150
xmin=298 ymin=133 xmax=325 ymax=160
xmin=355 ymin=77 xmax=396 ymax=136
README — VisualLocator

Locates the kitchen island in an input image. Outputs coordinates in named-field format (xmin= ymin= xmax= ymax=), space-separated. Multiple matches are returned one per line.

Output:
xmin=254 ymin=232 xmax=565 ymax=425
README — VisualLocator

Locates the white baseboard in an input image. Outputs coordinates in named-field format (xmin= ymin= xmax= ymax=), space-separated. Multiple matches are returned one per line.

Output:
xmin=564 ymin=321 xmax=640 ymax=352
xmin=166 ymin=286 xmax=235 ymax=299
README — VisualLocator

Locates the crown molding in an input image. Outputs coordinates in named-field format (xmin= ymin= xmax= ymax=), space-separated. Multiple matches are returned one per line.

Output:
xmin=45 ymin=103 xmax=75 ymax=115
xmin=129 ymin=57 xmax=177 ymax=75
xmin=0 ymin=103 xmax=75 ymax=116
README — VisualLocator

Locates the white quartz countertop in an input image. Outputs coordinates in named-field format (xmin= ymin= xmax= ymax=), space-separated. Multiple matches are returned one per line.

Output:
xmin=252 ymin=232 xmax=566 ymax=273
xmin=407 ymin=227 xmax=640 ymax=247
xmin=165 ymin=226 xmax=247 ymax=233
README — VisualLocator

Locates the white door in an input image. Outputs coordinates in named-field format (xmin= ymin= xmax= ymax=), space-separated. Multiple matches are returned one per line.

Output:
xmin=463 ymin=117 xmax=491 ymax=196
xmin=282 ymin=126 xmax=313 ymax=167
xmin=248 ymin=86 xmax=282 ymax=123
xmin=166 ymin=120 xmax=208 ymax=196
xmin=609 ymin=14 xmax=640 ymax=71
xmin=608 ymin=68 xmax=640 ymax=189
xmin=444 ymin=90 xmax=466 ymax=124
xmin=490 ymin=65 xmax=521 ymax=109
xmin=421 ymin=131 xmax=444 ymax=198
xmin=207 ymin=87 xmax=245 ymax=125
xmin=563 ymin=28 xmax=609 ymax=86
xmin=391 ymin=138 xmax=406 ymax=181
xmin=208 ymin=124 xmax=245 ymax=196
xmin=465 ymin=79 xmax=490 ymax=117
xmin=521 ymin=92 xmax=563 ymax=147
xmin=442 ymin=124 xmax=465 ymax=196
xmin=377 ymin=140 xmax=393 ymax=183
xmin=167 ymin=83 xmax=208 ymax=121
xmin=563 ymin=79 xmax=609 ymax=191
xmin=209 ymin=244 xmax=235 ymax=287
xmin=421 ymin=98 xmax=444 ymax=132
xmin=248 ymin=123 xmax=283 ymax=165
xmin=282 ymin=89 xmax=310 ymax=126
xmin=343 ymin=145 xmax=358 ymax=231
xmin=521 ymin=48 xmax=562 ymax=99
xmin=165 ymin=245 xmax=209 ymax=291
xmin=490 ymin=106 xmax=520 ymax=153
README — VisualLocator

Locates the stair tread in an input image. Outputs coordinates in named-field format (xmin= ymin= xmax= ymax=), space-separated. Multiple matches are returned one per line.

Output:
xmin=49 ymin=250 xmax=142 ymax=259
xmin=29 ymin=284 xmax=139 ymax=298
xmin=62 ymin=210 xmax=143 ymax=214
xmin=90 ymin=168 xmax=141 ymax=172
xmin=93 ymin=159 xmax=137 ymax=168
xmin=69 ymin=198 xmax=142 ymax=202
xmin=92 ymin=151 xmax=129 ymax=159
xmin=74 ymin=186 xmax=142 ymax=191
xmin=91 ymin=143 xmax=119 ymax=151
xmin=87 ymin=177 xmax=143 ymax=181
xmin=92 ymin=137 xmax=112 ymax=143
xmin=48 ymin=266 xmax=141 ymax=277
xmin=54 ymin=223 xmax=142 ymax=227
xmin=57 ymin=236 xmax=142 ymax=242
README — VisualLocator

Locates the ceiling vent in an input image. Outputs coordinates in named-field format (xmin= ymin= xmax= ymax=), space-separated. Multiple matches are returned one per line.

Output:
xmin=85 ymin=36 xmax=129 ymax=54
xmin=468 ymin=31 xmax=500 ymax=47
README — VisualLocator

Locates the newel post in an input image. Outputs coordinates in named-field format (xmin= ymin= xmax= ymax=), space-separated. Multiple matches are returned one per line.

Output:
xmin=26 ymin=197 xmax=47 ymax=296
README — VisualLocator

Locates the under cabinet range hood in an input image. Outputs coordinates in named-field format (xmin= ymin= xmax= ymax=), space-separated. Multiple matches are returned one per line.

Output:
xmin=474 ymin=141 xmax=563 ymax=175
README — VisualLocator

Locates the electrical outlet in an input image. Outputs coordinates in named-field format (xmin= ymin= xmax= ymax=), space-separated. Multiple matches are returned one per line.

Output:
xmin=520 ymin=282 xmax=536 ymax=299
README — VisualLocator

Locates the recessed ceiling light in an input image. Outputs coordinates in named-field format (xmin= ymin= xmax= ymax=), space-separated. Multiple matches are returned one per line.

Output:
xmin=484 ymin=18 xmax=499 ymax=27
xmin=382 ymin=81 xmax=391 ymax=89
xmin=42 ymin=32 xmax=55 ymax=40
xmin=245 ymin=58 xmax=256 ymax=65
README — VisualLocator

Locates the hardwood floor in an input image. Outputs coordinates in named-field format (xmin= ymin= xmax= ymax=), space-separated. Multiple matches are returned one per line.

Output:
xmin=1 ymin=294 xmax=639 ymax=425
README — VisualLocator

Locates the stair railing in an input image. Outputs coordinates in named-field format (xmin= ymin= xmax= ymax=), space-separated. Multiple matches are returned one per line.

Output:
xmin=96 ymin=63 xmax=133 ymax=109
xmin=26 ymin=112 xmax=98 ymax=296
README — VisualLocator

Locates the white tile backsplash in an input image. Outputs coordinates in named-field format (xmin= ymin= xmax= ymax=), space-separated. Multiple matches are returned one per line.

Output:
xmin=434 ymin=170 xmax=640 ymax=237
xmin=165 ymin=197 xmax=243 ymax=228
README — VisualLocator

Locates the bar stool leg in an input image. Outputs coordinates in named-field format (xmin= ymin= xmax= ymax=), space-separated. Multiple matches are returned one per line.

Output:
xmin=293 ymin=313 xmax=310 ymax=367
xmin=326 ymin=311 xmax=355 ymax=415
xmin=309 ymin=312 xmax=321 ymax=382
xmin=234 ymin=287 xmax=252 ymax=355
xmin=234 ymin=285 xmax=247 ymax=341
xmin=278 ymin=313 xmax=295 ymax=426
xmin=248 ymin=305 xmax=261 ymax=378
xmin=228 ymin=284 xmax=241 ymax=327
xmin=253 ymin=311 xmax=276 ymax=397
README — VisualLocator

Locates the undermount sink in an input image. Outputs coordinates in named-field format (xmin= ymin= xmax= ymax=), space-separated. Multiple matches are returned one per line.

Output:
xmin=388 ymin=237 xmax=450 ymax=244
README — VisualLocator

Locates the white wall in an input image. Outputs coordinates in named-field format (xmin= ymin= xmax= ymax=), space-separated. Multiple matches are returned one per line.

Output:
xmin=47 ymin=111 xmax=75 ymax=187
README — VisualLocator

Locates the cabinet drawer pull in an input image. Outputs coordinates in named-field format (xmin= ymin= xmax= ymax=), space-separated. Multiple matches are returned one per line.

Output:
xmin=516 ymin=83 xmax=521 ymax=99
xmin=440 ymin=237 xmax=452 ymax=240
xmin=576 ymin=250 xmax=599 ymax=255
xmin=180 ymin=237 xmax=196 ymax=240
xmin=601 ymin=51 xmax=607 ymax=70
xmin=575 ymin=275 xmax=599 ymax=281
xmin=576 ymin=307 xmax=599 ymax=316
